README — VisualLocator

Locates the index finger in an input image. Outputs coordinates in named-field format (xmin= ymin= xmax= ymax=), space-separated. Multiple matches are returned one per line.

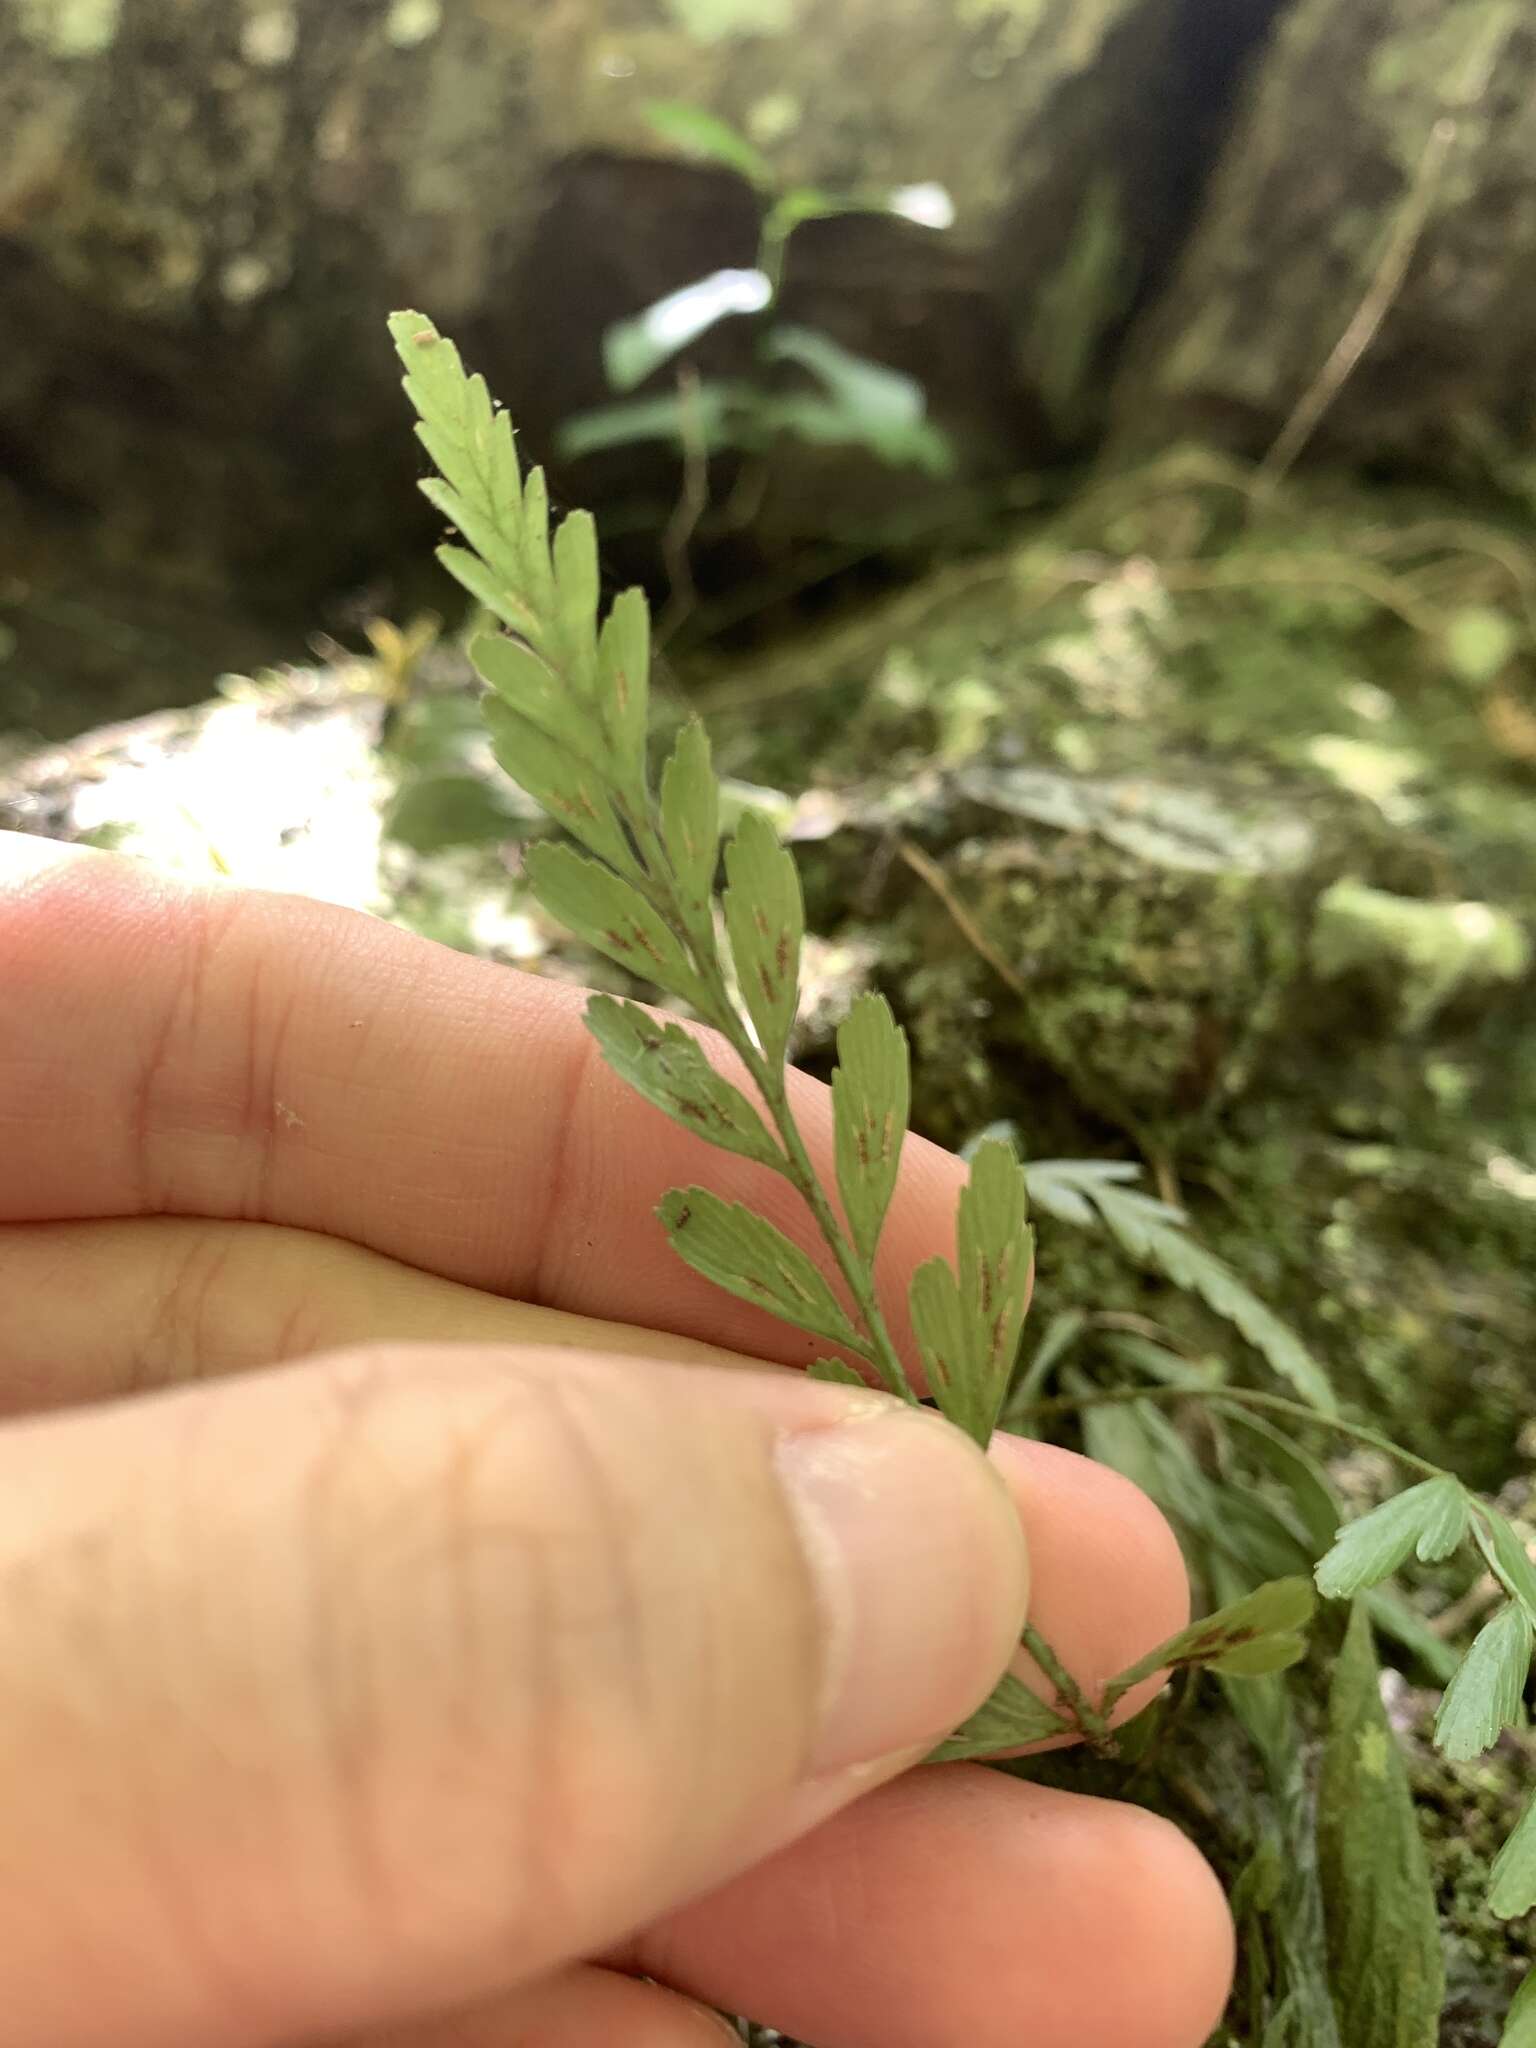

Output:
xmin=0 ymin=834 xmax=965 ymax=1368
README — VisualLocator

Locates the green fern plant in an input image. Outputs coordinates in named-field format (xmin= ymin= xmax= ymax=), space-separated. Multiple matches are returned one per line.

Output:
xmin=985 ymin=1144 xmax=1338 ymax=1415
xmin=557 ymin=102 xmax=955 ymax=478
xmin=389 ymin=307 xmax=1319 ymax=1754
xmin=389 ymin=315 xmax=1534 ymax=2021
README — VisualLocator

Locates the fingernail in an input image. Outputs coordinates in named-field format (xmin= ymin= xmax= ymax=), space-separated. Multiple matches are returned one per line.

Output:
xmin=776 ymin=1405 xmax=1029 ymax=1776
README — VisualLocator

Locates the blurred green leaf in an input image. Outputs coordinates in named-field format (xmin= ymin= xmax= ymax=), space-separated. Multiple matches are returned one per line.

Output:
xmin=1103 ymin=1331 xmax=1225 ymax=1390
xmin=999 ymin=1308 xmax=1088 ymax=1433
xmin=1363 ymin=1586 xmax=1463 ymax=1687
xmin=1445 ymin=604 xmax=1518 ymax=685
xmin=1075 ymin=1384 xmax=1214 ymax=1536
xmin=384 ymin=688 xmax=493 ymax=773
xmin=1220 ymin=1409 xmax=1341 ymax=1557
xmin=603 ymin=269 xmax=773 ymax=392
xmin=557 ymin=383 xmax=746 ymax=460
xmin=754 ymin=392 xmax=956 ymax=475
xmin=1216 ymin=1484 xmax=1317 ymax=1582
xmin=761 ymin=325 xmax=957 ymax=475
xmin=1240 ymin=1677 xmax=1345 ymax=2047
xmin=1501 ymin=1973 xmax=1536 ymax=2048
xmin=763 ymin=186 xmax=861 ymax=241
xmin=1024 ymin=1159 xmax=1335 ymax=1413
xmin=1491 ymin=1789 xmax=1536 ymax=1920
xmin=927 ymin=1671 xmax=1070 ymax=1761
xmin=643 ymin=100 xmax=775 ymax=186
xmin=765 ymin=325 xmax=923 ymax=426
xmin=384 ymin=772 xmax=532 ymax=853
xmin=1317 ymin=1605 xmax=1444 ymax=2048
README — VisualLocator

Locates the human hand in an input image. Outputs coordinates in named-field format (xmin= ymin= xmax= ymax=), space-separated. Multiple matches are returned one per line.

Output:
xmin=0 ymin=833 xmax=1233 ymax=2048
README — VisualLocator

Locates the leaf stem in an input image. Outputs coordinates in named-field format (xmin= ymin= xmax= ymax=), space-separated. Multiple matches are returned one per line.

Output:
xmin=1022 ymin=1622 xmax=1116 ymax=1754
xmin=1022 ymin=1382 xmax=1448 ymax=1483
xmin=677 ymin=933 xmax=1117 ymax=1752
xmin=753 ymin=1062 xmax=917 ymax=1405
xmin=624 ymin=802 xmax=917 ymax=1404
xmin=633 ymin=833 xmax=1114 ymax=1736
xmin=400 ymin=318 xmax=1109 ymax=1764
xmin=626 ymin=815 xmax=1118 ymax=1747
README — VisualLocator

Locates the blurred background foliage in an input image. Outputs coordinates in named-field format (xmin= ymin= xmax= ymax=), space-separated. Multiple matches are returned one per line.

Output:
xmin=3 ymin=2 xmax=1536 ymax=2041
xmin=5 ymin=0 xmax=1536 ymax=737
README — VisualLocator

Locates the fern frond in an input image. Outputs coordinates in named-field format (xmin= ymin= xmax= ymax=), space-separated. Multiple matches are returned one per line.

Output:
xmin=1024 ymin=1157 xmax=1336 ymax=1414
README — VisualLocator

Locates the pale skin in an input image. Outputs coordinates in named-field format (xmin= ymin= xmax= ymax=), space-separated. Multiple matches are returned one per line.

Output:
xmin=0 ymin=831 xmax=1234 ymax=2048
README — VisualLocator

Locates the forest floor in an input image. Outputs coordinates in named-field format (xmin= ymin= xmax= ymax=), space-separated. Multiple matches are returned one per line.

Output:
xmin=4 ymin=450 xmax=1534 ymax=2042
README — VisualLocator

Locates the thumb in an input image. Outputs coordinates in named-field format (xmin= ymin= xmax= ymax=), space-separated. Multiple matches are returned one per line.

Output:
xmin=0 ymin=1341 xmax=1027 ymax=2048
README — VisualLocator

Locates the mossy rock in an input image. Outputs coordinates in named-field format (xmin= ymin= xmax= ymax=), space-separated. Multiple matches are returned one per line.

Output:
xmin=698 ymin=465 xmax=1536 ymax=1469
xmin=791 ymin=758 xmax=1333 ymax=1143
